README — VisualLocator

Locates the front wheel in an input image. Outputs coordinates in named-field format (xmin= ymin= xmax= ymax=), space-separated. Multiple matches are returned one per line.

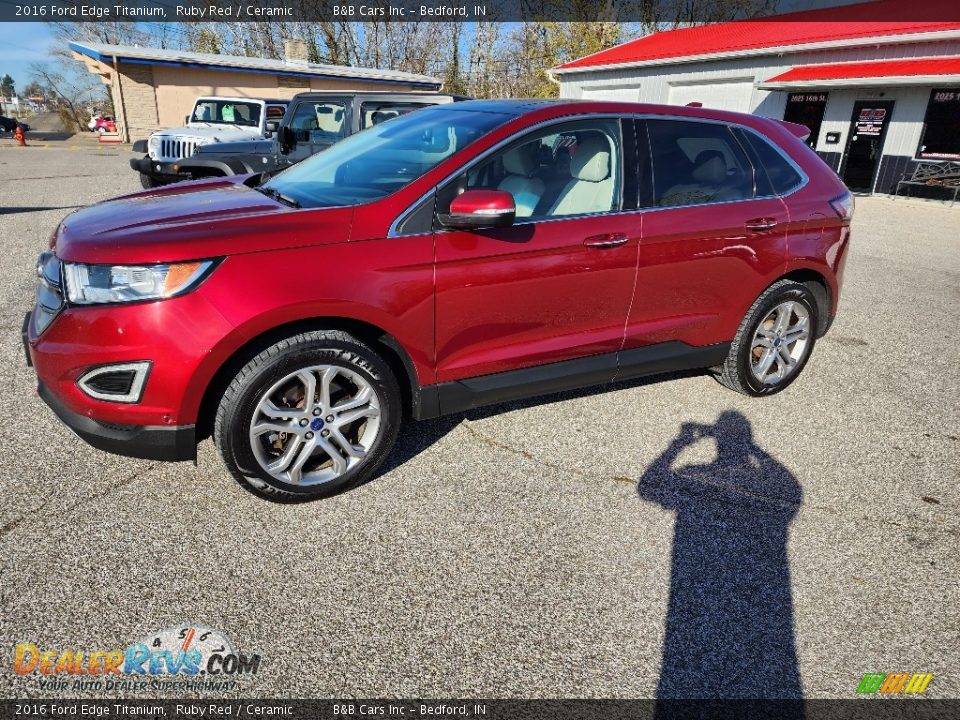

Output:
xmin=214 ymin=330 xmax=402 ymax=502
xmin=715 ymin=280 xmax=818 ymax=396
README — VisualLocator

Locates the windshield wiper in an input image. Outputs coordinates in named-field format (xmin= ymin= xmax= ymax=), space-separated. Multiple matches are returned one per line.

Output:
xmin=255 ymin=185 xmax=300 ymax=208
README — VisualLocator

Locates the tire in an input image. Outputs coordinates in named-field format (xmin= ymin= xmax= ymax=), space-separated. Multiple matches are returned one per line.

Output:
xmin=715 ymin=280 xmax=819 ymax=396
xmin=139 ymin=173 xmax=160 ymax=189
xmin=214 ymin=330 xmax=402 ymax=502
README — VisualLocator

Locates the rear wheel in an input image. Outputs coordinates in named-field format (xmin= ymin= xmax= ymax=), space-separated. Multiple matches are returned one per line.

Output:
xmin=214 ymin=330 xmax=402 ymax=502
xmin=715 ymin=280 xmax=818 ymax=396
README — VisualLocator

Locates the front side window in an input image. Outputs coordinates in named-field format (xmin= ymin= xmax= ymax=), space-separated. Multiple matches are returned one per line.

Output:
xmin=918 ymin=89 xmax=960 ymax=160
xmin=648 ymin=120 xmax=754 ymax=207
xmin=192 ymin=100 xmax=261 ymax=127
xmin=289 ymin=101 xmax=347 ymax=143
xmin=262 ymin=107 xmax=510 ymax=209
xmin=440 ymin=119 xmax=622 ymax=220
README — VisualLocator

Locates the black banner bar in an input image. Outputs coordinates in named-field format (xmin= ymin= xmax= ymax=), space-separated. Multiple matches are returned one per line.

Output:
xmin=3 ymin=700 xmax=960 ymax=720
xmin=2 ymin=0 xmax=960 ymax=23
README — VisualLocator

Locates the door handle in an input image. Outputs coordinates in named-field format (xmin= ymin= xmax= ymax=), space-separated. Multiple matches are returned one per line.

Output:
xmin=745 ymin=217 xmax=778 ymax=232
xmin=583 ymin=232 xmax=629 ymax=248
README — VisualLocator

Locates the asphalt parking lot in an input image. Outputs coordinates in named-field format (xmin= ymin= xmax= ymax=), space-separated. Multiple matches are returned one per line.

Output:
xmin=1 ymin=138 xmax=958 ymax=700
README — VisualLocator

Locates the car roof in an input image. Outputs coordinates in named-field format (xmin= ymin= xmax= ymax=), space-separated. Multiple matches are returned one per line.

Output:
xmin=445 ymin=98 xmax=782 ymax=133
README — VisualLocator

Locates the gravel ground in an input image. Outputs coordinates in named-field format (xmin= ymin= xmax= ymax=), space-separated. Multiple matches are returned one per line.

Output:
xmin=0 ymin=139 xmax=957 ymax=700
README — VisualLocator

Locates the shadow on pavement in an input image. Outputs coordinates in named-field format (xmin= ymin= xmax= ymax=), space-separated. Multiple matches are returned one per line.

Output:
xmin=637 ymin=410 xmax=804 ymax=713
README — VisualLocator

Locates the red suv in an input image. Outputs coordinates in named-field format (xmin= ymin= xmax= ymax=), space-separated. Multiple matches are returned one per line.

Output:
xmin=26 ymin=100 xmax=851 ymax=501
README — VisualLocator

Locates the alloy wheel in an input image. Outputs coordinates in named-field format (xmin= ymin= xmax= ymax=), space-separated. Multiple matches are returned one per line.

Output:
xmin=749 ymin=301 xmax=811 ymax=386
xmin=248 ymin=365 xmax=382 ymax=485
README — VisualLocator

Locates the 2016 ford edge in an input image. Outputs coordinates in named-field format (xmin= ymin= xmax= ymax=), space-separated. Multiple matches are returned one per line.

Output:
xmin=25 ymin=100 xmax=852 ymax=501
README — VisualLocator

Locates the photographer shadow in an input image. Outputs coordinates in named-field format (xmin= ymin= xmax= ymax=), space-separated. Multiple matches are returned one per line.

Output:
xmin=637 ymin=411 xmax=804 ymax=713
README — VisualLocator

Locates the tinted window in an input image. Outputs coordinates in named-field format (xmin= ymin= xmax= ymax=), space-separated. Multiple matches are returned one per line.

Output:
xmin=289 ymin=101 xmax=346 ymax=143
xmin=361 ymin=102 xmax=432 ymax=129
xmin=648 ymin=120 xmax=753 ymax=207
xmin=440 ymin=119 xmax=622 ymax=220
xmin=741 ymin=130 xmax=803 ymax=195
xmin=263 ymin=107 xmax=509 ymax=209
xmin=918 ymin=89 xmax=960 ymax=160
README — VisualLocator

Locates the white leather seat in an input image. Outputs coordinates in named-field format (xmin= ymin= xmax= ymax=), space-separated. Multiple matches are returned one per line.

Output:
xmin=660 ymin=150 xmax=742 ymax=206
xmin=547 ymin=135 xmax=615 ymax=217
xmin=497 ymin=144 xmax=544 ymax=217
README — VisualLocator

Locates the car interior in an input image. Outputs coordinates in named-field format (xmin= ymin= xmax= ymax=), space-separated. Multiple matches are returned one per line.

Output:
xmin=467 ymin=127 xmax=620 ymax=219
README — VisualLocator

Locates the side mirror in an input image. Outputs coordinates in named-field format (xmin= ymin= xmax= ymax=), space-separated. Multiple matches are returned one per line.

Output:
xmin=438 ymin=189 xmax=516 ymax=230
xmin=279 ymin=126 xmax=295 ymax=153
xmin=184 ymin=115 xmax=190 ymax=125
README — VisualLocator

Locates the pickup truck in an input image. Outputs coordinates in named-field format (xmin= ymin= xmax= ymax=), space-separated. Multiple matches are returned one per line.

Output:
xmin=130 ymin=96 xmax=288 ymax=187
xmin=173 ymin=92 xmax=461 ymax=182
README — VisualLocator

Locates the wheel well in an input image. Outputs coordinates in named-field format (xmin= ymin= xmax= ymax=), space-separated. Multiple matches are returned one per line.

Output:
xmin=780 ymin=269 xmax=832 ymax=336
xmin=195 ymin=318 xmax=418 ymax=441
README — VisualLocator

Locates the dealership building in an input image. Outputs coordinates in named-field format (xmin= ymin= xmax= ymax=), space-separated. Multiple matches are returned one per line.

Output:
xmin=553 ymin=0 xmax=960 ymax=196
xmin=70 ymin=40 xmax=442 ymax=144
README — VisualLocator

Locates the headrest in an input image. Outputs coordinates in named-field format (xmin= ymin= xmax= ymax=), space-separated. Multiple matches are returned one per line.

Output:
xmin=571 ymin=136 xmax=611 ymax=182
xmin=691 ymin=151 xmax=727 ymax=185
xmin=502 ymin=144 xmax=537 ymax=176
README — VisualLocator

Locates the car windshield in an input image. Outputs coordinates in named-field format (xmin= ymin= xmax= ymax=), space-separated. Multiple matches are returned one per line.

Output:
xmin=192 ymin=100 xmax=262 ymax=127
xmin=262 ymin=107 xmax=511 ymax=209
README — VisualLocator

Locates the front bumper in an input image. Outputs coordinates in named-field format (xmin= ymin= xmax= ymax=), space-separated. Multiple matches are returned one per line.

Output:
xmin=36 ymin=381 xmax=196 ymax=461
xmin=129 ymin=156 xmax=189 ymax=182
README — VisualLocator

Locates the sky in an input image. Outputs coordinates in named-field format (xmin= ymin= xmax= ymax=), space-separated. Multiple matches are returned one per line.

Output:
xmin=0 ymin=23 xmax=56 ymax=91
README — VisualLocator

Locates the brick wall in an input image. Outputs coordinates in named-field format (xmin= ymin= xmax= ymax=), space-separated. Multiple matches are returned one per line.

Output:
xmin=116 ymin=63 xmax=160 ymax=142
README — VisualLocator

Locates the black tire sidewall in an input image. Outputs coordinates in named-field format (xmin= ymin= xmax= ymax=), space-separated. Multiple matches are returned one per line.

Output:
xmin=738 ymin=285 xmax=818 ymax=396
xmin=219 ymin=337 xmax=401 ymax=501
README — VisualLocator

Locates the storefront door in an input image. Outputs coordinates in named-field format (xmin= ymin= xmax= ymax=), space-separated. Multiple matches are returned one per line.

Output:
xmin=841 ymin=100 xmax=895 ymax=192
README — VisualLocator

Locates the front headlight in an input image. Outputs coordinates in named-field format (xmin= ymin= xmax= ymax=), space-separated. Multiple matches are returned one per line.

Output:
xmin=147 ymin=136 xmax=160 ymax=159
xmin=63 ymin=260 xmax=216 ymax=305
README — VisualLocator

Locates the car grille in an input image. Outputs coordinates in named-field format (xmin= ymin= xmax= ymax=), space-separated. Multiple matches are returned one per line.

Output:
xmin=34 ymin=251 xmax=64 ymax=335
xmin=156 ymin=138 xmax=198 ymax=162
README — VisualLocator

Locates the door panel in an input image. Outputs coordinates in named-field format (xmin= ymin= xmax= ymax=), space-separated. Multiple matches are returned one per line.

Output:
xmin=624 ymin=118 xmax=790 ymax=351
xmin=627 ymin=198 xmax=789 ymax=351
xmin=435 ymin=216 xmax=640 ymax=381
xmin=433 ymin=116 xmax=640 ymax=383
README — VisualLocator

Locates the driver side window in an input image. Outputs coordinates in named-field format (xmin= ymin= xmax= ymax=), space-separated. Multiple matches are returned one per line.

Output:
xmin=441 ymin=119 xmax=622 ymax=220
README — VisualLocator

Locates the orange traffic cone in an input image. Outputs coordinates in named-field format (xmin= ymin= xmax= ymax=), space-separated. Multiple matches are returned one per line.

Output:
xmin=14 ymin=124 xmax=26 ymax=146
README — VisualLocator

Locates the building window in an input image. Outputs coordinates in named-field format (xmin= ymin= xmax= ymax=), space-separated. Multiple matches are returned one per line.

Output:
xmin=918 ymin=89 xmax=960 ymax=160
xmin=783 ymin=93 xmax=828 ymax=150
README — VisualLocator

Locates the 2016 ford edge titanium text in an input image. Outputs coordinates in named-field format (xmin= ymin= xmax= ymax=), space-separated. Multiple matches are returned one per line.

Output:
xmin=26 ymin=100 xmax=852 ymax=501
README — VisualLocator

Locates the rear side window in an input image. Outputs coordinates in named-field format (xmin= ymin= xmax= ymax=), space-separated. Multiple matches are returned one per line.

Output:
xmin=739 ymin=130 xmax=804 ymax=195
xmin=361 ymin=102 xmax=430 ymax=129
xmin=647 ymin=120 xmax=754 ymax=207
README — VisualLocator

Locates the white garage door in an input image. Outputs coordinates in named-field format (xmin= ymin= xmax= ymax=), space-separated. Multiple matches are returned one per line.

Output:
xmin=668 ymin=81 xmax=754 ymax=113
xmin=581 ymin=85 xmax=641 ymax=102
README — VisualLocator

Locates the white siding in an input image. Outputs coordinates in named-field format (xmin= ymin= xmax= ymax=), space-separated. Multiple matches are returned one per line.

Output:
xmin=667 ymin=79 xmax=755 ymax=112
xmin=558 ymin=36 xmax=960 ymax=192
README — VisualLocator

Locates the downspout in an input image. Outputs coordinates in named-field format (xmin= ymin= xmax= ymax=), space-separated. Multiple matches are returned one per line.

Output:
xmin=112 ymin=55 xmax=131 ymax=143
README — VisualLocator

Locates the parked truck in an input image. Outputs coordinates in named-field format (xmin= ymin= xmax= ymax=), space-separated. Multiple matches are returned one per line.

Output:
xmin=169 ymin=92 xmax=462 ymax=182
xmin=130 ymin=96 xmax=289 ymax=188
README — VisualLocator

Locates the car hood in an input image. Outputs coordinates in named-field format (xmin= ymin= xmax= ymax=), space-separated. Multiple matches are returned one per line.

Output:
xmin=54 ymin=177 xmax=355 ymax=265
xmin=160 ymin=124 xmax=262 ymax=141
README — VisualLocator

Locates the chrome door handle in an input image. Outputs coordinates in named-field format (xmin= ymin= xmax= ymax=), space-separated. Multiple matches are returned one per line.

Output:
xmin=745 ymin=218 xmax=778 ymax=232
xmin=583 ymin=232 xmax=629 ymax=248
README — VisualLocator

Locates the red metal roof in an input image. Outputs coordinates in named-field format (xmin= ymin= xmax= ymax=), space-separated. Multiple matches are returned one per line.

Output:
xmin=765 ymin=56 xmax=960 ymax=82
xmin=556 ymin=0 xmax=960 ymax=71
